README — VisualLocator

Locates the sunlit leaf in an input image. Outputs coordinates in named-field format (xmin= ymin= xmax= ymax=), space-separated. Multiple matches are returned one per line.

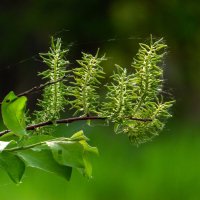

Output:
xmin=79 ymin=140 xmax=99 ymax=155
xmin=70 ymin=130 xmax=89 ymax=141
xmin=1 ymin=91 xmax=27 ymax=137
xmin=46 ymin=131 xmax=98 ymax=178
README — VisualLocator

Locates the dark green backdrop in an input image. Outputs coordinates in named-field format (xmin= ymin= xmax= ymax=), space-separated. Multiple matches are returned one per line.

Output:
xmin=0 ymin=0 xmax=200 ymax=199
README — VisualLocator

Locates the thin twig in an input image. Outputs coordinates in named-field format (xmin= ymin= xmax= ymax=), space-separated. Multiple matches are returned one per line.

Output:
xmin=0 ymin=76 xmax=67 ymax=104
xmin=18 ymin=76 xmax=67 ymax=97
xmin=128 ymin=117 xmax=152 ymax=122
xmin=0 ymin=116 xmax=152 ymax=137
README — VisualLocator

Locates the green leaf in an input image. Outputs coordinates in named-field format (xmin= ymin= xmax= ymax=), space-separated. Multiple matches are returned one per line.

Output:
xmin=1 ymin=91 xmax=27 ymax=137
xmin=70 ymin=130 xmax=89 ymax=141
xmin=17 ymin=148 xmax=72 ymax=181
xmin=78 ymin=140 xmax=98 ymax=178
xmin=77 ymin=154 xmax=92 ymax=178
xmin=0 ymin=152 xmax=25 ymax=184
xmin=46 ymin=140 xmax=85 ymax=169
xmin=0 ymin=132 xmax=18 ymax=141
xmin=0 ymin=131 xmax=97 ymax=181
xmin=47 ymin=131 xmax=98 ymax=178
xmin=79 ymin=140 xmax=99 ymax=155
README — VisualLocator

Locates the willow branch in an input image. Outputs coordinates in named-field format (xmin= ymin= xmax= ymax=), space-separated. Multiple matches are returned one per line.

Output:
xmin=0 ymin=76 xmax=67 ymax=104
xmin=0 ymin=116 xmax=152 ymax=137
xmin=18 ymin=76 xmax=67 ymax=97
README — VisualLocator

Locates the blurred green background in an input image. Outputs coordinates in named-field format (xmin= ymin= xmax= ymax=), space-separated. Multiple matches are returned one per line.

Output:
xmin=0 ymin=0 xmax=200 ymax=199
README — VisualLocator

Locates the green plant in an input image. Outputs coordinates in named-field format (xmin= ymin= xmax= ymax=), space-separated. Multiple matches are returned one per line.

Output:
xmin=0 ymin=36 xmax=174 ymax=184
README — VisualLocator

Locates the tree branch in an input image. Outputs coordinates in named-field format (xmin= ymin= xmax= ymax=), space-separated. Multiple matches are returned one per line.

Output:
xmin=0 ymin=76 xmax=67 ymax=104
xmin=0 ymin=116 xmax=152 ymax=137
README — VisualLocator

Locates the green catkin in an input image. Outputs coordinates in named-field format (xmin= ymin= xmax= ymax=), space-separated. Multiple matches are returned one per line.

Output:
xmin=68 ymin=50 xmax=106 ymax=116
xmin=101 ymin=38 xmax=174 ymax=145
xmin=31 ymin=36 xmax=174 ymax=144
xmin=33 ymin=37 xmax=69 ymax=134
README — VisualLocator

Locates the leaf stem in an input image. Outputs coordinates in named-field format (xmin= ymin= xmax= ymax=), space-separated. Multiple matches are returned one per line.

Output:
xmin=5 ymin=141 xmax=45 ymax=152
xmin=5 ymin=137 xmax=73 ymax=152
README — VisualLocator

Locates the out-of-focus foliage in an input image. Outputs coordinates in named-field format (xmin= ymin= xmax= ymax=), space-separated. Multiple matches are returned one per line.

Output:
xmin=0 ymin=129 xmax=98 ymax=183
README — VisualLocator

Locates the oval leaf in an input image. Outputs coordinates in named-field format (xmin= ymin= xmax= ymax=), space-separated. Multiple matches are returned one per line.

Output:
xmin=1 ymin=91 xmax=27 ymax=137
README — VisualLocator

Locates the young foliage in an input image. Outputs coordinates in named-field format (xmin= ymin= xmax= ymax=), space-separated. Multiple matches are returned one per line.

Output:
xmin=1 ymin=91 xmax=27 ymax=137
xmin=0 ymin=130 xmax=97 ymax=183
xmin=0 ymin=36 xmax=174 ymax=184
